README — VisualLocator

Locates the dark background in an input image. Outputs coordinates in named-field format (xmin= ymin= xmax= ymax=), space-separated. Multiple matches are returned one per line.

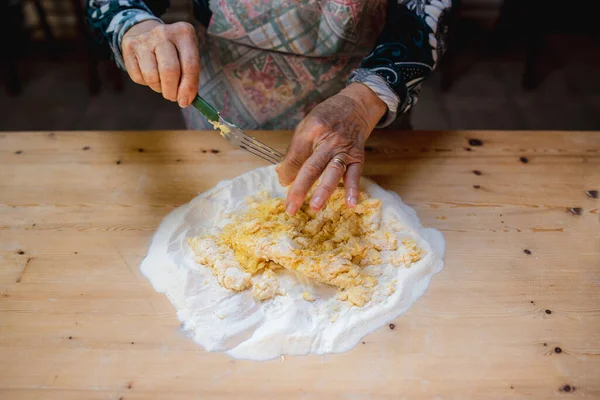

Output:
xmin=1 ymin=0 xmax=599 ymax=131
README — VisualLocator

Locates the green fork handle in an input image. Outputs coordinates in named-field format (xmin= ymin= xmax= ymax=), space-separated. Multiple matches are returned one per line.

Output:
xmin=191 ymin=95 xmax=220 ymax=123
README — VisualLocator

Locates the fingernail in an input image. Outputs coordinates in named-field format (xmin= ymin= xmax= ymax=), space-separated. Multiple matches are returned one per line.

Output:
xmin=178 ymin=98 xmax=188 ymax=108
xmin=286 ymin=202 xmax=297 ymax=215
xmin=347 ymin=196 xmax=357 ymax=207
xmin=310 ymin=195 xmax=323 ymax=209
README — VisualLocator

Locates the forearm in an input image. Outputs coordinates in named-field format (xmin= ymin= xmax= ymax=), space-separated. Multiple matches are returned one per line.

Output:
xmin=349 ymin=0 xmax=453 ymax=127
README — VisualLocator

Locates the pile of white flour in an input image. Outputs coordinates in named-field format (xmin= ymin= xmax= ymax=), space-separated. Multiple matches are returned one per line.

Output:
xmin=140 ymin=166 xmax=445 ymax=361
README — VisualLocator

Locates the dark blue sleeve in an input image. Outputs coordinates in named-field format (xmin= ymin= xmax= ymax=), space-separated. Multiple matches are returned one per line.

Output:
xmin=358 ymin=0 xmax=452 ymax=114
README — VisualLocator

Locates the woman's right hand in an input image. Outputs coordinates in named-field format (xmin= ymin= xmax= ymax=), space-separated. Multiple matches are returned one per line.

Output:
xmin=122 ymin=20 xmax=200 ymax=108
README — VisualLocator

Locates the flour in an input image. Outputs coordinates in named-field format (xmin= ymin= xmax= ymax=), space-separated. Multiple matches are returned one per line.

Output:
xmin=140 ymin=166 xmax=445 ymax=361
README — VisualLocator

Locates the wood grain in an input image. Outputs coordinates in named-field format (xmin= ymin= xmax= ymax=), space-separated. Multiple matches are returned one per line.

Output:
xmin=0 ymin=130 xmax=599 ymax=399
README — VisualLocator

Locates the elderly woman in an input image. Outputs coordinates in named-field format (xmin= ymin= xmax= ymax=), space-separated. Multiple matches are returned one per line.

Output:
xmin=87 ymin=0 xmax=451 ymax=213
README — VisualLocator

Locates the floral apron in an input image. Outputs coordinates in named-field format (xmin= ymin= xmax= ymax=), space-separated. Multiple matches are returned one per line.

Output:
xmin=182 ymin=0 xmax=387 ymax=130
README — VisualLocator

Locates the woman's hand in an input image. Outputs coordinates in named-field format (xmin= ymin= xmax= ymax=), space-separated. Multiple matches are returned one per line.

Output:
xmin=276 ymin=83 xmax=387 ymax=215
xmin=122 ymin=20 xmax=200 ymax=107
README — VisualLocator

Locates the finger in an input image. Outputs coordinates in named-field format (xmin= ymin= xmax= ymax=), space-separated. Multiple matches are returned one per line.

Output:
xmin=276 ymin=133 xmax=313 ymax=187
xmin=173 ymin=34 xmax=200 ymax=107
xmin=276 ymin=118 xmax=329 ymax=187
xmin=135 ymin=50 xmax=161 ymax=93
xmin=343 ymin=162 xmax=363 ymax=208
xmin=285 ymin=146 xmax=331 ymax=215
xmin=310 ymin=157 xmax=347 ymax=210
xmin=123 ymin=46 xmax=145 ymax=85
xmin=155 ymin=42 xmax=180 ymax=102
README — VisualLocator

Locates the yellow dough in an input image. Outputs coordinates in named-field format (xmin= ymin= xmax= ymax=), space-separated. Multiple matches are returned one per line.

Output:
xmin=302 ymin=291 xmax=316 ymax=302
xmin=209 ymin=120 xmax=231 ymax=136
xmin=188 ymin=188 xmax=425 ymax=306
xmin=252 ymin=269 xmax=285 ymax=301
xmin=188 ymin=237 xmax=252 ymax=291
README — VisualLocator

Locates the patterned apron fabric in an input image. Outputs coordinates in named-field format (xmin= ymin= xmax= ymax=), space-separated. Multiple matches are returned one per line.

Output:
xmin=182 ymin=0 xmax=386 ymax=130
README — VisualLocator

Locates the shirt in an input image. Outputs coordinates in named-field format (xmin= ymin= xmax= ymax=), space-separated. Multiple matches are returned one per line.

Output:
xmin=86 ymin=0 xmax=452 ymax=126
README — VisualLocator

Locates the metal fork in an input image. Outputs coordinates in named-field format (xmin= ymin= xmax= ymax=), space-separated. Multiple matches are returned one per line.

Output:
xmin=192 ymin=95 xmax=284 ymax=165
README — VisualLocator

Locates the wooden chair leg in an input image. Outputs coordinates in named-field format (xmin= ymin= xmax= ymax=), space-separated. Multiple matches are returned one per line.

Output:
xmin=30 ymin=0 xmax=61 ymax=60
xmin=3 ymin=60 xmax=21 ymax=96
xmin=70 ymin=0 xmax=101 ymax=94
xmin=86 ymin=44 xmax=101 ymax=95
xmin=440 ymin=50 xmax=455 ymax=93
xmin=489 ymin=0 xmax=522 ymax=51
xmin=522 ymin=34 xmax=543 ymax=90
xmin=521 ymin=0 xmax=545 ymax=90
xmin=440 ymin=0 xmax=461 ymax=93
xmin=106 ymin=61 xmax=124 ymax=93
xmin=404 ymin=109 xmax=413 ymax=131
xmin=1 ymin=0 xmax=24 ymax=96
xmin=31 ymin=0 xmax=55 ymax=42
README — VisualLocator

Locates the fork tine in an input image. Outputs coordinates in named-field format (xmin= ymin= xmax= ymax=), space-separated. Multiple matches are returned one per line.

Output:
xmin=218 ymin=117 xmax=284 ymax=164
xmin=239 ymin=143 xmax=282 ymax=164
xmin=239 ymin=136 xmax=283 ymax=162
xmin=240 ymin=134 xmax=285 ymax=158
xmin=240 ymin=144 xmax=281 ymax=164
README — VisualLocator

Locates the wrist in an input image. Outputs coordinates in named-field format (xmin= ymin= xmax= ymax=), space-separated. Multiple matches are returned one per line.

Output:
xmin=340 ymin=83 xmax=387 ymax=132
xmin=123 ymin=19 xmax=162 ymax=39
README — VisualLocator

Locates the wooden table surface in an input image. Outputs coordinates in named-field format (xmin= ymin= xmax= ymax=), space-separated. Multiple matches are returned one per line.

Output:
xmin=0 ymin=130 xmax=599 ymax=399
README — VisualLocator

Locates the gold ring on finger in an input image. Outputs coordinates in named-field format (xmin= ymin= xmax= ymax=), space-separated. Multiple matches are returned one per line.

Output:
xmin=330 ymin=157 xmax=347 ymax=172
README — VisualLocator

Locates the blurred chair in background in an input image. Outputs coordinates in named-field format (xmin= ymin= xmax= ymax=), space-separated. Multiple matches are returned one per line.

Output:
xmin=0 ymin=0 xmax=123 ymax=96
xmin=518 ymin=0 xmax=599 ymax=90
xmin=1 ymin=0 xmax=30 ymax=95
xmin=441 ymin=0 xmax=600 ymax=92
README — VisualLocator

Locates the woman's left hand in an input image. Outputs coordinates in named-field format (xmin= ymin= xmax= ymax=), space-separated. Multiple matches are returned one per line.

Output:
xmin=275 ymin=83 xmax=387 ymax=215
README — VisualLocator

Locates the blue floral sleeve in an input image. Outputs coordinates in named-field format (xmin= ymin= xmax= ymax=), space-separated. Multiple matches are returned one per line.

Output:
xmin=348 ymin=0 xmax=453 ymax=126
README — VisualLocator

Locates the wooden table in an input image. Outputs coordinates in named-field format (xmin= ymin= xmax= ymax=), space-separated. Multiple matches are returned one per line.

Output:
xmin=1 ymin=130 xmax=599 ymax=399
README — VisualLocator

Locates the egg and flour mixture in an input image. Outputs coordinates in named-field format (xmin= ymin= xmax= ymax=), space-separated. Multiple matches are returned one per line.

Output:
xmin=189 ymin=189 xmax=423 ymax=307
xmin=140 ymin=166 xmax=445 ymax=360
